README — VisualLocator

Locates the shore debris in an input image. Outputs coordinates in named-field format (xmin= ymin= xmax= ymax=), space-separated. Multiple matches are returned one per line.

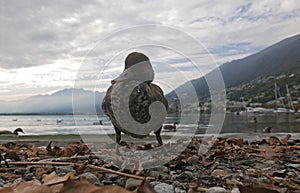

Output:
xmin=0 ymin=134 xmax=299 ymax=192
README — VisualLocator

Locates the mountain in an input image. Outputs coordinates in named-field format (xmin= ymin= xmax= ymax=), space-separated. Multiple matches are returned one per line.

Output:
xmin=167 ymin=34 xmax=300 ymax=104
xmin=0 ymin=88 xmax=105 ymax=114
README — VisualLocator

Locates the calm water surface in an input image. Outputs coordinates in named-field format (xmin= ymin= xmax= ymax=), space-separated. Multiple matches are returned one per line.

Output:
xmin=0 ymin=113 xmax=299 ymax=137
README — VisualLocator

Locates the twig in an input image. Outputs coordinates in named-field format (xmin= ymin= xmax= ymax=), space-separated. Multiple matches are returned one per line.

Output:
xmin=0 ymin=161 xmax=145 ymax=180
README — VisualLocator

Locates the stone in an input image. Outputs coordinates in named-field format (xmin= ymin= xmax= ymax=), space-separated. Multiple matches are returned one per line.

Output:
xmin=55 ymin=166 xmax=75 ymax=176
xmin=153 ymin=183 xmax=175 ymax=193
xmin=125 ymin=178 xmax=143 ymax=191
xmin=115 ymin=177 xmax=127 ymax=187
xmin=78 ymin=172 xmax=100 ymax=185
xmin=231 ymin=188 xmax=241 ymax=193
xmin=23 ymin=173 xmax=34 ymax=181
xmin=175 ymin=187 xmax=186 ymax=193
xmin=211 ymin=169 xmax=227 ymax=178
xmin=172 ymin=181 xmax=186 ymax=189
xmin=104 ymin=173 xmax=119 ymax=181
xmin=187 ymin=155 xmax=199 ymax=164
xmin=14 ymin=168 xmax=27 ymax=175
xmin=206 ymin=187 xmax=227 ymax=193
xmin=102 ymin=180 xmax=113 ymax=185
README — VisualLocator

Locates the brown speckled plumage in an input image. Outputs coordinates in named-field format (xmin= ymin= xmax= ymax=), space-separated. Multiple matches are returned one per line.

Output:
xmin=102 ymin=52 xmax=168 ymax=145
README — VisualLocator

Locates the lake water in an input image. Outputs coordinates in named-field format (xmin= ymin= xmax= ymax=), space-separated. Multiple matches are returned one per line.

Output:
xmin=0 ymin=113 xmax=299 ymax=137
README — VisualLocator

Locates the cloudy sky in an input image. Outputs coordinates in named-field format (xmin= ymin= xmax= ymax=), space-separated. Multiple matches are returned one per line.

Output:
xmin=1 ymin=0 xmax=300 ymax=101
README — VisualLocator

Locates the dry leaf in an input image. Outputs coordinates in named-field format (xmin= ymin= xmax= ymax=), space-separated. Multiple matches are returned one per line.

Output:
xmin=43 ymin=171 xmax=74 ymax=186
xmin=0 ymin=187 xmax=13 ymax=193
xmin=226 ymin=138 xmax=244 ymax=146
xmin=9 ymin=180 xmax=52 ymax=193
xmin=75 ymin=162 xmax=88 ymax=175
xmin=187 ymin=183 xmax=208 ymax=193
xmin=237 ymin=184 xmax=286 ymax=193
xmin=269 ymin=136 xmax=280 ymax=146
xmin=281 ymin=134 xmax=292 ymax=145
xmin=60 ymin=178 xmax=135 ymax=193
xmin=35 ymin=167 xmax=46 ymax=177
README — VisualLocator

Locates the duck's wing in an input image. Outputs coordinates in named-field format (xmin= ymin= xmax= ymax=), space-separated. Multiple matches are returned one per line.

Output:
xmin=148 ymin=83 xmax=168 ymax=109
xmin=129 ymin=82 xmax=168 ymax=124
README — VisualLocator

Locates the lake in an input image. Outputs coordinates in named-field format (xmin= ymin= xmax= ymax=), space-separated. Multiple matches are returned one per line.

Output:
xmin=0 ymin=113 xmax=299 ymax=139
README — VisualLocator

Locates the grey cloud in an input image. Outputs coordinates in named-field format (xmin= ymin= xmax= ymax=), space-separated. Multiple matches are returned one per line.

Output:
xmin=1 ymin=0 xmax=300 ymax=71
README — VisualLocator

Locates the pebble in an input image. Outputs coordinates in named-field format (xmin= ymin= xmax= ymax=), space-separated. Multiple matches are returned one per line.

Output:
xmin=12 ymin=178 xmax=23 ymax=186
xmin=125 ymin=178 xmax=143 ymax=190
xmin=206 ymin=187 xmax=227 ymax=193
xmin=265 ymin=160 xmax=275 ymax=165
xmin=102 ymin=180 xmax=113 ymax=185
xmin=14 ymin=168 xmax=27 ymax=175
xmin=172 ymin=181 xmax=186 ymax=189
xmin=115 ymin=177 xmax=127 ymax=187
xmin=211 ymin=169 xmax=227 ymax=178
xmin=104 ymin=173 xmax=119 ymax=181
xmin=154 ymin=183 xmax=175 ymax=193
xmin=23 ymin=173 xmax=34 ymax=181
xmin=175 ymin=187 xmax=186 ymax=193
xmin=187 ymin=155 xmax=199 ymax=164
xmin=178 ymin=171 xmax=194 ymax=180
xmin=0 ymin=179 xmax=4 ymax=187
xmin=78 ymin=172 xmax=100 ymax=185
xmin=231 ymin=188 xmax=240 ymax=193
xmin=55 ymin=166 xmax=75 ymax=176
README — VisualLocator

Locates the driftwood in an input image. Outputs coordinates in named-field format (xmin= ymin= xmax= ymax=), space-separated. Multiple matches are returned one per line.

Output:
xmin=0 ymin=161 xmax=145 ymax=180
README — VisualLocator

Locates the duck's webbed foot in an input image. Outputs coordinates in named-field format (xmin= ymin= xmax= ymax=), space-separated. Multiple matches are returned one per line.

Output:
xmin=115 ymin=129 xmax=129 ymax=146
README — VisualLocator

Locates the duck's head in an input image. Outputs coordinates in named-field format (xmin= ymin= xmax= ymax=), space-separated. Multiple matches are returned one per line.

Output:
xmin=13 ymin=128 xmax=24 ymax=135
xmin=111 ymin=52 xmax=154 ymax=84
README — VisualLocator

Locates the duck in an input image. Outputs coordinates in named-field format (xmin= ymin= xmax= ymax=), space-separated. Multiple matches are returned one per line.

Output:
xmin=102 ymin=52 xmax=168 ymax=146
xmin=56 ymin=119 xmax=63 ymax=124
xmin=93 ymin=120 xmax=103 ymax=125
xmin=263 ymin=126 xmax=273 ymax=133
xmin=0 ymin=128 xmax=24 ymax=135
xmin=163 ymin=122 xmax=177 ymax=132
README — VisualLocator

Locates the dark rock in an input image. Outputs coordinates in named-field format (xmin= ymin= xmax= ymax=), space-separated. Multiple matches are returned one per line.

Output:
xmin=55 ymin=166 xmax=75 ymax=176
xmin=23 ymin=173 xmax=34 ymax=181
xmin=14 ymin=168 xmax=27 ymax=175
xmin=78 ymin=172 xmax=100 ymax=185
xmin=102 ymin=180 xmax=113 ymax=185
xmin=104 ymin=173 xmax=119 ymax=181
xmin=115 ymin=177 xmax=127 ymax=187
xmin=125 ymin=178 xmax=143 ymax=190
xmin=4 ymin=151 xmax=20 ymax=161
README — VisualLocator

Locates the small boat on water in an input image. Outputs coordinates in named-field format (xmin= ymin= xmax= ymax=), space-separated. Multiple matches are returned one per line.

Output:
xmin=12 ymin=118 xmax=18 ymax=122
